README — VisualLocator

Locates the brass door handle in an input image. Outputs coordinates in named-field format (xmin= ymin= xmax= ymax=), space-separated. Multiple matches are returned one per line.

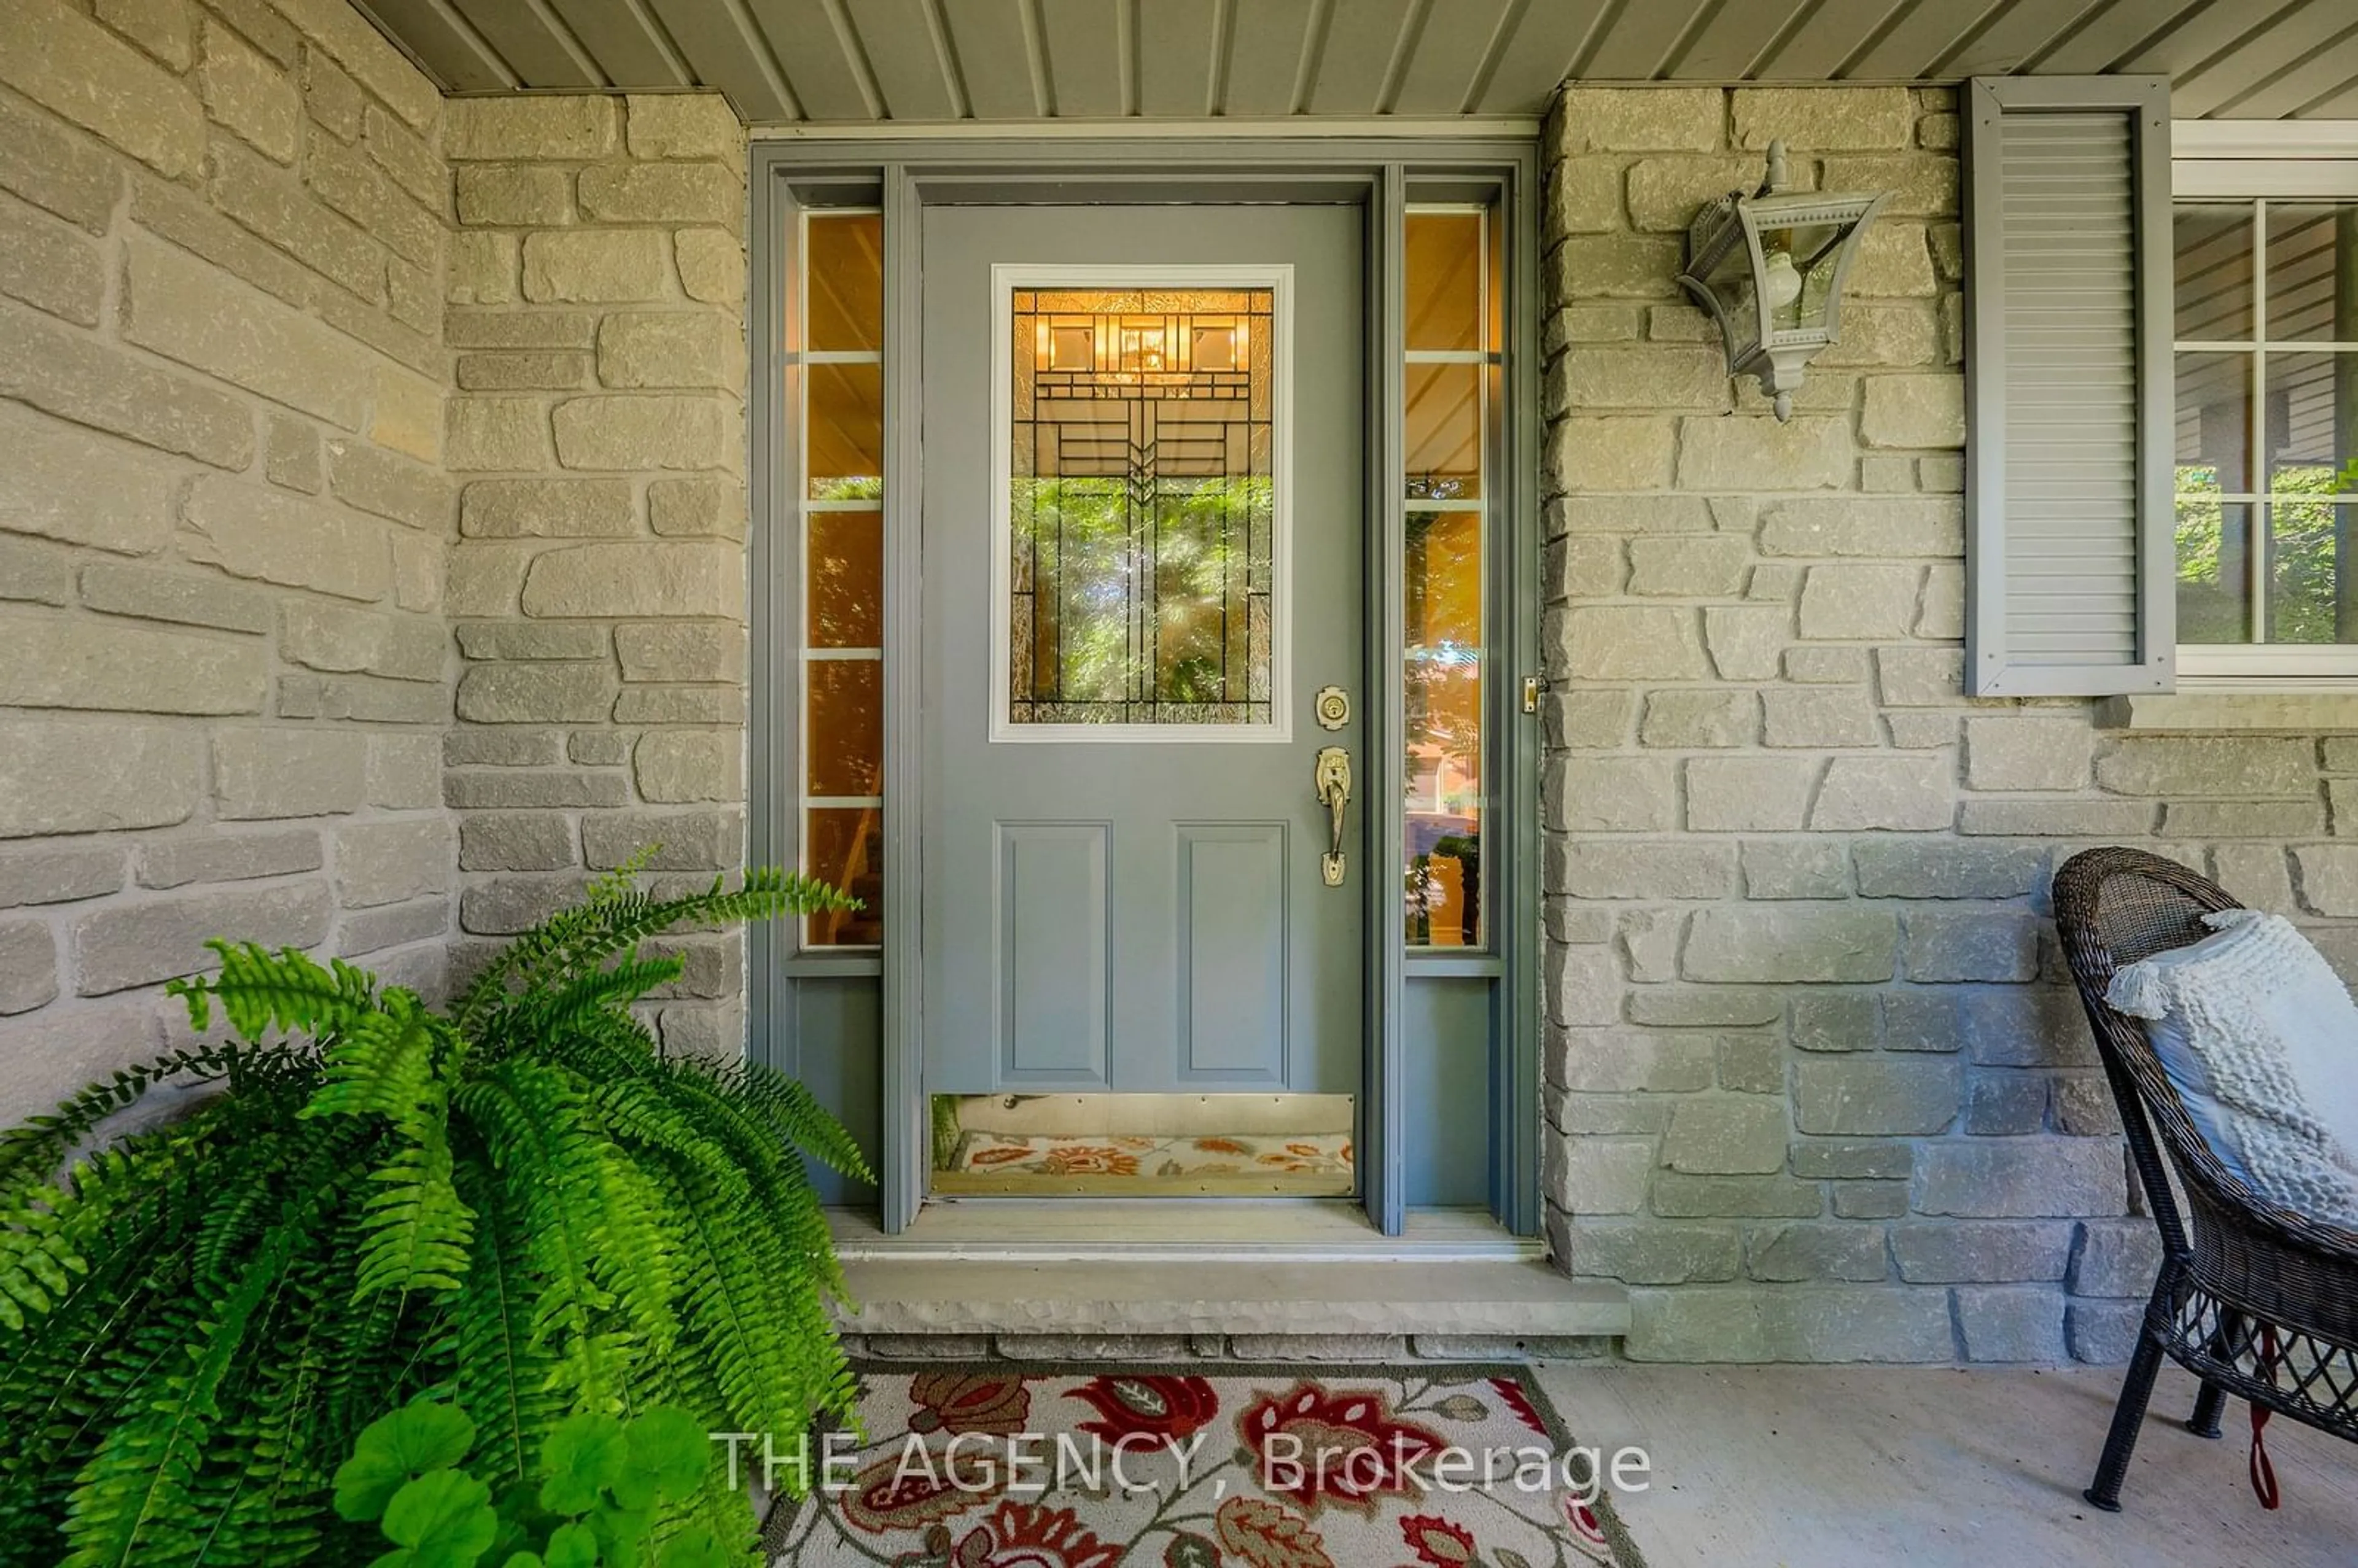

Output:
xmin=1313 ymin=745 xmax=1351 ymax=887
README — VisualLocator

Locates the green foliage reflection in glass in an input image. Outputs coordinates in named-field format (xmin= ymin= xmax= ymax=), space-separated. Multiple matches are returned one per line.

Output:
xmin=2177 ymin=457 xmax=2358 ymax=645
xmin=1013 ymin=475 xmax=1273 ymax=708
xmin=0 ymin=860 xmax=867 ymax=1566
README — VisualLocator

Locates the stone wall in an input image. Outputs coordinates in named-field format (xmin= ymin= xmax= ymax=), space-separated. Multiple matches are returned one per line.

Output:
xmin=0 ymin=0 xmax=451 ymax=1122
xmin=1539 ymin=83 xmax=2358 ymax=1363
xmin=440 ymin=94 xmax=751 ymax=1057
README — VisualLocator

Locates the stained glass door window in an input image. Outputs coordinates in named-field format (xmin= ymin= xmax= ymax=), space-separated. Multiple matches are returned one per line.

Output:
xmin=1000 ymin=282 xmax=1284 ymax=734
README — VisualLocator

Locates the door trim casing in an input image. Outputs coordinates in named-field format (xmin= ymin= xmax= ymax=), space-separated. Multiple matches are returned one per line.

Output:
xmin=747 ymin=136 xmax=1542 ymax=1238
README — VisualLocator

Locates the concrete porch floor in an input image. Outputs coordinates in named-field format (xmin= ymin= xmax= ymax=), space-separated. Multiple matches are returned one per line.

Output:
xmin=1537 ymin=1362 xmax=2358 ymax=1567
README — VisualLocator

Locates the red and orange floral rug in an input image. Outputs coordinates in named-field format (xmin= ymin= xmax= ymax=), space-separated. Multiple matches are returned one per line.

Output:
xmin=766 ymin=1364 xmax=1647 ymax=1567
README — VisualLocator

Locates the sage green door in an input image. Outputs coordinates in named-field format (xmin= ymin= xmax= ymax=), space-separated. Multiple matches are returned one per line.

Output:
xmin=920 ymin=203 xmax=1364 ymax=1096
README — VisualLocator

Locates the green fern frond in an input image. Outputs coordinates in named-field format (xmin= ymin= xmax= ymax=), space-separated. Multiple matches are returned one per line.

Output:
xmin=166 ymin=941 xmax=378 ymax=1043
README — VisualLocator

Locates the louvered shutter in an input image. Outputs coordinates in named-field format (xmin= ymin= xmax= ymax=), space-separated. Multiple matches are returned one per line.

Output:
xmin=1963 ymin=77 xmax=2173 ymax=697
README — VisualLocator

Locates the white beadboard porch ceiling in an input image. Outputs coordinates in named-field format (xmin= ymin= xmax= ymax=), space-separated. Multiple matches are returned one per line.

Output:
xmin=356 ymin=0 xmax=2358 ymax=123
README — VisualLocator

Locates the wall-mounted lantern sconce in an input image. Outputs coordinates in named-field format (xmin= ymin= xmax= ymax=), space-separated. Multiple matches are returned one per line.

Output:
xmin=1678 ymin=141 xmax=1892 ymax=421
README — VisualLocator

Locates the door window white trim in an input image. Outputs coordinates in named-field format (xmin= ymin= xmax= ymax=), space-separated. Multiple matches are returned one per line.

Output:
xmin=987 ymin=262 xmax=1296 ymax=744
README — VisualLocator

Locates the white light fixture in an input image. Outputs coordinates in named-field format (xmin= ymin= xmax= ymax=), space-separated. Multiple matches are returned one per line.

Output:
xmin=1678 ymin=141 xmax=1892 ymax=421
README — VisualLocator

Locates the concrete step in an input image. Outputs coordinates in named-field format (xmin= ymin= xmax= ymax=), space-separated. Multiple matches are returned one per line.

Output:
xmin=832 ymin=1257 xmax=1630 ymax=1341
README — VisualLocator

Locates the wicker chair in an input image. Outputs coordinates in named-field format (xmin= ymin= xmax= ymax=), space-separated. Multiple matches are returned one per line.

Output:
xmin=2052 ymin=847 xmax=2358 ymax=1512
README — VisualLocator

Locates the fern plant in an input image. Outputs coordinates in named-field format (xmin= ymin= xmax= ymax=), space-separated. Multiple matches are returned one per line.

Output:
xmin=0 ymin=863 xmax=869 ymax=1567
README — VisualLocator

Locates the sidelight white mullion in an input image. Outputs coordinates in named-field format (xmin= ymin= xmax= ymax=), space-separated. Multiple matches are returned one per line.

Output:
xmin=2250 ymin=199 xmax=2269 ymax=644
xmin=803 ymin=795 xmax=884 ymax=809
xmin=804 ymin=646 xmax=883 ymax=660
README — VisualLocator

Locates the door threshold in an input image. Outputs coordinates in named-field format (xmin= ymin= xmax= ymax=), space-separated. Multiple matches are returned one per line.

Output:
xmin=826 ymin=1201 xmax=1542 ymax=1263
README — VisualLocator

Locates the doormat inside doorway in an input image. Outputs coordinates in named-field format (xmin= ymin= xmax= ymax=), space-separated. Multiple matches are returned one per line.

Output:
xmin=765 ymin=1361 xmax=1649 ymax=1567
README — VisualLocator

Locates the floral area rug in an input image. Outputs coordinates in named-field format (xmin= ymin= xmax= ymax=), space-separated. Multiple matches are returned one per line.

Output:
xmin=765 ymin=1362 xmax=1647 ymax=1567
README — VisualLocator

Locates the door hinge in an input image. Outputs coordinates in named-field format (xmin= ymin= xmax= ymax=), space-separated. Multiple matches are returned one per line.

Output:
xmin=1520 ymin=674 xmax=1544 ymax=715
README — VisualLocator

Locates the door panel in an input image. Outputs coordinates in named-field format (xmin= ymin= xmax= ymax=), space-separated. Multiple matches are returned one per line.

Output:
xmin=997 ymin=821 xmax=1111 ymax=1084
xmin=922 ymin=203 xmax=1364 ymax=1096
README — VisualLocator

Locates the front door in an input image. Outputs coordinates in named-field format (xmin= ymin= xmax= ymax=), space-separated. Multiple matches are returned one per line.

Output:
xmin=920 ymin=203 xmax=1364 ymax=1116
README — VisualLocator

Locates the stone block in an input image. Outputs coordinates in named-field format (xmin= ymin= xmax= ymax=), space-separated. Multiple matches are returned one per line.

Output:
xmin=1641 ymin=689 xmax=1755 ymax=747
xmin=2096 ymin=737 xmax=2314 ymax=798
xmin=1762 ymin=688 xmax=1877 ymax=748
xmin=1684 ymin=907 xmax=1897 ymax=983
xmin=1551 ymin=840 xmax=1735 ymax=900
xmin=1811 ymin=755 xmax=1955 ymax=832
xmin=457 ymin=352 xmax=591 ymax=392
xmin=460 ymin=813 xmax=577 ymax=872
xmin=337 ymin=818 xmax=452 ymax=907
xmin=446 ymin=730 xmax=564 ymax=767
xmin=325 ymin=440 xmax=453 ymax=533
xmin=1798 ymin=563 xmax=1922 ymax=640
xmin=605 ymin=620 xmax=739 ymax=683
xmin=2050 ymin=1073 xmax=2123 ymax=1137
xmin=281 ymin=600 xmax=445 ymax=683
xmin=1831 ymin=1181 xmax=1910 ymax=1219
xmin=455 ymin=664 xmax=615 ymax=724
xmin=0 ymin=0 xmax=204 ymax=177
xmin=456 ymin=624 xmax=609 ymax=662
xmin=1547 ymin=1028 xmax=1714 ymax=1094
xmin=182 ymin=478 xmax=390 ymax=604
xmin=1627 ymin=154 xmax=1799 ymax=231
xmin=98 ymin=0 xmax=196 ymax=67
xmin=1700 ymin=605 xmax=1788 ymax=681
xmin=1916 ymin=1141 xmax=2127 ymax=1219
xmin=1966 ymin=1073 xmax=2047 ymax=1135
xmin=1717 ymin=1033 xmax=1783 ymax=1093
xmin=446 ymin=398 xmax=552 ymax=472
xmin=522 ymin=230 xmax=669 ymax=303
xmin=3 ymin=402 xmax=195 ymax=557
xmin=1625 ymin=535 xmax=1750 ymax=597
xmin=1651 ymin=1173 xmax=1824 ymax=1218
xmin=74 ymin=880 xmax=332 ymax=993
xmin=1547 ymin=156 xmax=1622 ymax=233
xmin=1544 ymin=941 xmax=1620 ymax=1029
xmin=1961 ymin=988 xmax=2096 ymax=1068
xmin=1554 ymin=87 xmax=1724 ymax=153
xmin=1845 ymin=222 xmax=1938 ymax=297
xmin=1732 ymin=88 xmax=1912 ymax=150
xmin=137 ymin=828 xmax=322 ymax=890
xmin=445 ymin=770 xmax=629 ymax=810
xmin=1904 ymin=910 xmax=2039 ymax=983
xmin=634 ymin=730 xmax=742 ymax=804
xmin=368 ymin=734 xmax=441 ymax=810
xmin=551 ymin=396 xmax=732 ymax=470
xmin=1794 ymin=1057 xmax=1961 ymax=1136
xmin=1742 ymin=841 xmax=1850 ymax=899
xmin=1675 ymin=416 xmax=1851 ymax=491
xmin=2298 ymin=846 xmax=2358 ymax=917
xmin=265 ymin=416 xmax=322 ymax=492
xmin=648 ymin=477 xmax=747 ymax=538
xmin=1544 ymin=1135 xmax=1654 ymax=1215
xmin=0 ymin=540 xmax=69 ymax=608
xmin=1963 ymin=716 xmax=2094 ymax=791
xmin=391 ymin=533 xmax=443 ymax=612
xmin=578 ymin=163 xmax=740 ymax=225
xmin=2068 ymin=1219 xmax=2163 ymax=1298
xmin=1663 ymin=1098 xmax=1788 ymax=1174
xmin=447 ymin=232 xmax=519 ymax=307
xmin=1552 ymin=344 xmax=1730 ymax=414
xmin=0 ymin=90 xmax=123 ymax=233
xmin=612 ymin=686 xmax=741 ymax=724
xmin=0 ymin=303 xmax=253 ymax=470
xmin=448 ymin=310 xmax=598 ymax=351
xmin=459 ymin=478 xmax=635 ymax=539
xmin=1746 ymin=1222 xmax=1889 ymax=1283
xmin=596 ymin=311 xmax=739 ymax=390
xmin=1765 ymin=501 xmax=1958 ymax=570
xmin=1958 ymin=798 xmax=2155 ymax=837
xmin=119 ymin=222 xmax=375 ymax=429
xmin=1956 ymin=1285 xmax=2066 ymax=1362
xmin=455 ymin=165 xmax=573 ymax=227
xmin=1557 ymin=1218 xmax=1742 ymax=1285
xmin=1625 ymin=988 xmax=1780 ymax=1028
xmin=1546 ymin=416 xmax=1677 ymax=492
xmin=1549 ymin=234 xmax=1683 ymax=301
xmin=1890 ymin=1220 xmax=2072 ymax=1283
xmin=1563 ymin=606 xmax=1706 ymax=680
xmin=1790 ymin=1137 xmax=1912 ymax=1181
xmin=1822 ymin=152 xmax=1959 ymax=217
xmin=1686 ymin=756 xmax=1819 ymax=832
xmin=673 ymin=227 xmax=744 ymax=304
xmin=0 ymin=722 xmax=201 ymax=839
xmin=0 ymin=615 xmax=265 ymax=716
xmin=2162 ymin=800 xmax=2325 ymax=839
xmin=626 ymin=93 xmax=741 ymax=159
xmin=461 ymin=874 xmax=592 ymax=934
xmin=2066 ymin=1298 xmax=2144 ymax=1364
xmin=0 ymin=187 xmax=104 ymax=326
xmin=212 ymin=728 xmax=367 ymax=818
xmin=1547 ymin=757 xmax=1676 ymax=833
xmin=520 ymin=541 xmax=744 ymax=618
xmin=0 ymin=920 xmax=58 ymax=1014
xmin=0 ymin=847 xmax=124 ymax=908
xmin=445 ymin=96 xmax=618 ymax=160
xmin=200 ymin=20 xmax=300 ymax=163
xmin=1860 ymin=374 xmax=1964 ymax=449
xmin=1544 ymin=690 xmax=1634 ymax=749
xmin=339 ymin=896 xmax=449 ymax=957
xmin=581 ymin=810 xmax=739 ymax=871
